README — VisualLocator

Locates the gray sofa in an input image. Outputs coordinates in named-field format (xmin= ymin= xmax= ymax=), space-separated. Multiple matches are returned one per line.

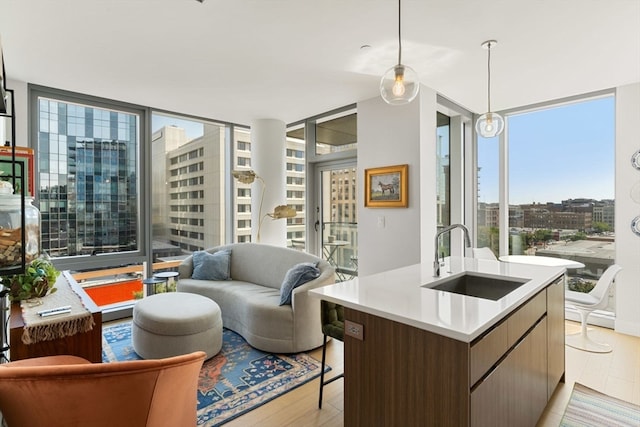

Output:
xmin=177 ymin=243 xmax=335 ymax=353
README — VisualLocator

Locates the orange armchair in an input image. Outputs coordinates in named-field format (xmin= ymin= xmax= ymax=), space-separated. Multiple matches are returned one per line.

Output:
xmin=0 ymin=351 xmax=206 ymax=427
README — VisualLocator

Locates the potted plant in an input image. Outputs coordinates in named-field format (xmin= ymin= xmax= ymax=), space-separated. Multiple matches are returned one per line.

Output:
xmin=1 ymin=257 xmax=60 ymax=302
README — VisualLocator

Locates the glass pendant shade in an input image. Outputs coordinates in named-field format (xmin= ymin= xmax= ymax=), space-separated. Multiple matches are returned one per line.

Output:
xmin=380 ymin=64 xmax=420 ymax=105
xmin=475 ymin=39 xmax=504 ymax=138
xmin=475 ymin=112 xmax=505 ymax=138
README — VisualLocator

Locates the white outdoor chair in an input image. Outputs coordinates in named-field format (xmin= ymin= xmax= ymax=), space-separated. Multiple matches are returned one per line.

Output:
xmin=565 ymin=264 xmax=622 ymax=353
xmin=472 ymin=247 xmax=498 ymax=261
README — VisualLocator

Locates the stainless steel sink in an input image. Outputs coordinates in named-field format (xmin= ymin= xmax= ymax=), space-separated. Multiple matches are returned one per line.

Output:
xmin=424 ymin=273 xmax=529 ymax=301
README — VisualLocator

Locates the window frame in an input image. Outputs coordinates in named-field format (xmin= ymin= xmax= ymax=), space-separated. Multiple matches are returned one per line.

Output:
xmin=472 ymin=89 xmax=616 ymax=257
xmin=29 ymin=84 xmax=150 ymax=273
xmin=471 ymin=89 xmax=617 ymax=326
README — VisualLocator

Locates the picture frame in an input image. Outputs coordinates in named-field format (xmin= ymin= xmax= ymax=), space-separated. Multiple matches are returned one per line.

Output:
xmin=364 ymin=164 xmax=408 ymax=208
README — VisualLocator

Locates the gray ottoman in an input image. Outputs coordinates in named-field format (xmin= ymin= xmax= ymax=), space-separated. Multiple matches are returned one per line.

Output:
xmin=132 ymin=292 xmax=222 ymax=360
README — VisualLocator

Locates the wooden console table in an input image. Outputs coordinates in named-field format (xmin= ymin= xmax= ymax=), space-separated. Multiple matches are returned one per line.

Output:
xmin=9 ymin=271 xmax=103 ymax=362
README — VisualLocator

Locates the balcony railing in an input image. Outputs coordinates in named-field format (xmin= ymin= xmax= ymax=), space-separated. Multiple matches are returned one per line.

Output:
xmin=71 ymin=260 xmax=183 ymax=308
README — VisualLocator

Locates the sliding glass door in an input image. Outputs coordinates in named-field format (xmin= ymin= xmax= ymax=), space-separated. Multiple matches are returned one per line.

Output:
xmin=317 ymin=162 xmax=357 ymax=281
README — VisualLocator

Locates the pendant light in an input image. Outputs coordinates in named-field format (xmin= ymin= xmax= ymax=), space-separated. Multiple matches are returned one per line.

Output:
xmin=380 ymin=0 xmax=419 ymax=105
xmin=475 ymin=40 xmax=504 ymax=138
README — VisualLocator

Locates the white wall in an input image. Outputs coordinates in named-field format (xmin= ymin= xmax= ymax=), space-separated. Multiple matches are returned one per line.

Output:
xmin=614 ymin=82 xmax=640 ymax=337
xmin=356 ymin=85 xmax=437 ymax=276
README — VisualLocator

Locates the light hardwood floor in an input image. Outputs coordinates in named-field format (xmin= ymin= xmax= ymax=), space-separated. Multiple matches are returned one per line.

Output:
xmin=225 ymin=321 xmax=640 ymax=427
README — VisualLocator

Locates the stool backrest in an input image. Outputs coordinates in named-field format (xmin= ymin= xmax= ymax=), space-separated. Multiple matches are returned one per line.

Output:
xmin=588 ymin=264 xmax=622 ymax=309
xmin=473 ymin=247 xmax=498 ymax=261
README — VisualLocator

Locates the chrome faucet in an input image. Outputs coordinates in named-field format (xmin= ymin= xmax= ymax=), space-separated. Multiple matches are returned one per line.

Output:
xmin=433 ymin=224 xmax=471 ymax=277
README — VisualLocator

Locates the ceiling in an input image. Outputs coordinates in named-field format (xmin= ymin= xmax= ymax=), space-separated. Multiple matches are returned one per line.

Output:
xmin=2 ymin=0 xmax=639 ymax=126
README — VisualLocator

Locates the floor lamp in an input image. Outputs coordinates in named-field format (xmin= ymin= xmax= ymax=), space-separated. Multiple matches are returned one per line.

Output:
xmin=232 ymin=171 xmax=297 ymax=242
xmin=232 ymin=170 xmax=265 ymax=241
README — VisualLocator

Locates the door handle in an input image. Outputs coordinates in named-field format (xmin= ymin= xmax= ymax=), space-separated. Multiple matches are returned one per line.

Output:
xmin=314 ymin=220 xmax=319 ymax=232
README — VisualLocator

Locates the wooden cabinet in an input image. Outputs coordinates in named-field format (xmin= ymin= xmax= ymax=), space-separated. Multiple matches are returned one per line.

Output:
xmin=344 ymin=308 xmax=470 ymax=427
xmin=471 ymin=318 xmax=548 ymax=427
xmin=343 ymin=275 xmax=565 ymax=427
xmin=469 ymin=290 xmax=546 ymax=388
xmin=546 ymin=277 xmax=566 ymax=398
xmin=9 ymin=274 xmax=102 ymax=362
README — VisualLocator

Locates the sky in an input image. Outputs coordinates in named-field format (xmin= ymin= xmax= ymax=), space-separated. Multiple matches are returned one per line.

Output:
xmin=477 ymin=96 xmax=615 ymax=205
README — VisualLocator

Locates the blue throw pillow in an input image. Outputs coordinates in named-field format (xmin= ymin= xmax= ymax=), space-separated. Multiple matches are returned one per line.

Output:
xmin=279 ymin=262 xmax=321 ymax=306
xmin=191 ymin=249 xmax=232 ymax=280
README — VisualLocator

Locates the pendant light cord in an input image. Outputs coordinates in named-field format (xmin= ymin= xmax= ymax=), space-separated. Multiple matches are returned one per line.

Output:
xmin=486 ymin=42 xmax=492 ymax=112
xmin=397 ymin=0 xmax=402 ymax=65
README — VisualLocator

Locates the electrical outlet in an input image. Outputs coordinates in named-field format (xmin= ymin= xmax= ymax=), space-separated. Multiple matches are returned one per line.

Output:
xmin=345 ymin=320 xmax=364 ymax=340
xmin=377 ymin=216 xmax=385 ymax=228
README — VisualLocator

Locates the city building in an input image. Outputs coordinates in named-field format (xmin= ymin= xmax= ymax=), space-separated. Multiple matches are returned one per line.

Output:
xmin=38 ymin=101 xmax=138 ymax=258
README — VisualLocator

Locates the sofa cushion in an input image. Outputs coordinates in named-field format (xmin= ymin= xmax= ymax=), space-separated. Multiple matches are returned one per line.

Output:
xmin=279 ymin=262 xmax=320 ymax=305
xmin=192 ymin=249 xmax=231 ymax=281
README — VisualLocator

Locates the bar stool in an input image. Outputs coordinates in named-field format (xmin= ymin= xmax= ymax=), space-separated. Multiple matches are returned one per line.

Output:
xmin=318 ymin=300 xmax=344 ymax=409
xmin=565 ymin=264 xmax=622 ymax=353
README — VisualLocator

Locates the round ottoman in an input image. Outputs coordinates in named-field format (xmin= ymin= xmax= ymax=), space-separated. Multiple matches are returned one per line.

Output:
xmin=132 ymin=292 xmax=222 ymax=360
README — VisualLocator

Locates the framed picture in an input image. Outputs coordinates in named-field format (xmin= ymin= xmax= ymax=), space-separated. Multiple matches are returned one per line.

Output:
xmin=364 ymin=164 xmax=408 ymax=208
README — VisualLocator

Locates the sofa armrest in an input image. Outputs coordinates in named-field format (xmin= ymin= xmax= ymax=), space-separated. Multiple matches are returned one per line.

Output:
xmin=289 ymin=262 xmax=335 ymax=352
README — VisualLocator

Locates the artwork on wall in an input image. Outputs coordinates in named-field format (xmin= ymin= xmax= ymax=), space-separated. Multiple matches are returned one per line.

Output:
xmin=364 ymin=164 xmax=408 ymax=208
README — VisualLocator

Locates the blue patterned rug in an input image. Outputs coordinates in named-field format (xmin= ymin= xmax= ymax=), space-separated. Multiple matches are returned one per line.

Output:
xmin=102 ymin=322 xmax=329 ymax=426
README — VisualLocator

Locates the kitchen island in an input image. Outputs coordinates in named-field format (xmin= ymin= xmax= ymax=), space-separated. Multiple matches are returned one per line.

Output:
xmin=311 ymin=257 xmax=566 ymax=427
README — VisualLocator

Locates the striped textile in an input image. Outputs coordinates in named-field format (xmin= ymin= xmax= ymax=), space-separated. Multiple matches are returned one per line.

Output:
xmin=561 ymin=383 xmax=640 ymax=427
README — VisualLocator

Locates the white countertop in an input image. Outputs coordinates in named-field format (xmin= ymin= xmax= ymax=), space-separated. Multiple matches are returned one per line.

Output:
xmin=310 ymin=257 xmax=564 ymax=343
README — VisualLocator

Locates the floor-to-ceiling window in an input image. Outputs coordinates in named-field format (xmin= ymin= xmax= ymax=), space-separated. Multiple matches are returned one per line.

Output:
xmin=476 ymin=93 xmax=616 ymax=319
xmin=32 ymin=87 xmax=238 ymax=312
xmin=476 ymin=135 xmax=500 ymax=255
xmin=437 ymin=97 xmax=472 ymax=259
xmin=303 ymin=107 xmax=357 ymax=278
xmin=436 ymin=112 xmax=451 ymax=255
xmin=507 ymin=95 xmax=616 ymax=314
xmin=285 ymin=125 xmax=306 ymax=247
xmin=151 ymin=113 xmax=228 ymax=255
xmin=32 ymin=86 xmax=146 ymax=312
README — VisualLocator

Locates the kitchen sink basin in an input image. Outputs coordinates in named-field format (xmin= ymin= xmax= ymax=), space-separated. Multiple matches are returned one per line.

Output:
xmin=425 ymin=273 xmax=529 ymax=301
